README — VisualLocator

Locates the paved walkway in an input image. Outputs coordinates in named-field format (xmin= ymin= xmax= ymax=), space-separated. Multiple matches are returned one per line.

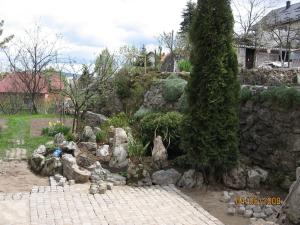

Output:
xmin=0 ymin=185 xmax=224 ymax=225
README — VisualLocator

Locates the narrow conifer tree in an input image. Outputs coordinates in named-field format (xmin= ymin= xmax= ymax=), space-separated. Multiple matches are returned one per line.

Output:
xmin=181 ymin=0 xmax=240 ymax=178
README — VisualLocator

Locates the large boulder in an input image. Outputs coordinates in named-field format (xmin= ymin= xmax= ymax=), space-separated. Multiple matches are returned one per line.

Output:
xmin=84 ymin=111 xmax=108 ymax=126
xmin=223 ymin=166 xmax=246 ymax=189
xmin=96 ymin=145 xmax=111 ymax=163
xmin=152 ymin=136 xmax=168 ymax=170
xmin=109 ymin=128 xmax=128 ymax=169
xmin=127 ymin=159 xmax=152 ymax=186
xmin=60 ymin=141 xmax=78 ymax=155
xmin=30 ymin=154 xmax=45 ymax=173
xmin=54 ymin=133 xmax=66 ymax=145
xmin=33 ymin=145 xmax=46 ymax=155
xmin=177 ymin=169 xmax=204 ymax=188
xmin=247 ymin=167 xmax=268 ymax=189
xmin=41 ymin=157 xmax=62 ymax=176
xmin=62 ymin=154 xmax=91 ymax=183
xmin=81 ymin=126 xmax=96 ymax=142
xmin=283 ymin=168 xmax=300 ymax=224
xmin=90 ymin=162 xmax=108 ymax=183
xmin=152 ymin=168 xmax=181 ymax=185
xmin=78 ymin=142 xmax=97 ymax=152
xmin=106 ymin=173 xmax=126 ymax=186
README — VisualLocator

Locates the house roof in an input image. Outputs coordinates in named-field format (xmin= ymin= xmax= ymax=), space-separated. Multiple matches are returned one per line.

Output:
xmin=264 ymin=2 xmax=300 ymax=26
xmin=0 ymin=72 xmax=64 ymax=94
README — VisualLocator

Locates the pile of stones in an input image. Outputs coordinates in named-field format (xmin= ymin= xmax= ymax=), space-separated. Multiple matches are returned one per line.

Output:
xmin=223 ymin=191 xmax=279 ymax=220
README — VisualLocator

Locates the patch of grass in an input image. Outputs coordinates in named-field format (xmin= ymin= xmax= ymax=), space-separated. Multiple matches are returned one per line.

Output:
xmin=0 ymin=114 xmax=65 ymax=158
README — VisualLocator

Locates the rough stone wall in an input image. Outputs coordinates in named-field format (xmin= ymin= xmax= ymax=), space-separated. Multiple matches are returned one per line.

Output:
xmin=240 ymin=95 xmax=300 ymax=174
xmin=239 ymin=68 xmax=300 ymax=86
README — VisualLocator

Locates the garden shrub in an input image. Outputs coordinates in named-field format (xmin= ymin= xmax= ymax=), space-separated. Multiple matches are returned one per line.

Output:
xmin=128 ymin=136 xmax=149 ymax=158
xmin=115 ymin=70 xmax=132 ymax=100
xmin=96 ymin=130 xmax=108 ymax=143
xmin=65 ymin=132 xmax=75 ymax=142
xmin=178 ymin=59 xmax=192 ymax=72
xmin=259 ymin=87 xmax=300 ymax=109
xmin=139 ymin=111 xmax=183 ymax=158
xmin=105 ymin=112 xmax=130 ymax=128
xmin=240 ymin=88 xmax=253 ymax=103
xmin=42 ymin=121 xmax=70 ymax=136
xmin=181 ymin=0 xmax=240 ymax=177
xmin=133 ymin=106 xmax=153 ymax=119
xmin=162 ymin=76 xmax=187 ymax=102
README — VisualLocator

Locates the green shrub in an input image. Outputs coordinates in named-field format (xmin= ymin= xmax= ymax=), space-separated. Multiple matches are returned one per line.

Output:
xmin=178 ymin=59 xmax=192 ymax=72
xmin=42 ymin=121 xmax=70 ymax=136
xmin=259 ymin=87 xmax=300 ymax=109
xmin=133 ymin=107 xmax=153 ymax=119
xmin=139 ymin=111 xmax=183 ymax=158
xmin=240 ymin=88 xmax=253 ymax=103
xmin=115 ymin=71 xmax=132 ymax=99
xmin=162 ymin=76 xmax=187 ymax=102
xmin=106 ymin=112 xmax=130 ymax=128
xmin=65 ymin=132 xmax=75 ymax=142
xmin=96 ymin=130 xmax=108 ymax=143
xmin=128 ymin=136 xmax=149 ymax=158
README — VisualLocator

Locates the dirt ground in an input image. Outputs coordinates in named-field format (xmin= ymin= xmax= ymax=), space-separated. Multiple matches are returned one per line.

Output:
xmin=182 ymin=187 xmax=250 ymax=225
xmin=0 ymin=161 xmax=48 ymax=193
xmin=30 ymin=118 xmax=73 ymax=136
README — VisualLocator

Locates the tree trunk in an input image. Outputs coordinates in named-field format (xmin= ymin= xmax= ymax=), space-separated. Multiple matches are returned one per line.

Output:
xmin=31 ymin=94 xmax=38 ymax=114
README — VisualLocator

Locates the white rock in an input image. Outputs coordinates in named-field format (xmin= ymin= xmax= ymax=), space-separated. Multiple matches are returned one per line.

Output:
xmin=152 ymin=169 xmax=181 ymax=185
xmin=96 ymin=145 xmax=110 ymax=157
xmin=152 ymin=136 xmax=168 ymax=169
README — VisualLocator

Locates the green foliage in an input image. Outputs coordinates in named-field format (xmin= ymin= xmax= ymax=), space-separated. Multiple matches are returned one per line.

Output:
xmin=65 ymin=132 xmax=75 ymax=142
xmin=162 ymin=75 xmax=187 ymax=102
xmin=105 ymin=112 xmax=130 ymax=128
xmin=179 ymin=0 xmax=197 ymax=34
xmin=240 ymin=88 xmax=253 ymax=103
xmin=240 ymin=87 xmax=300 ymax=109
xmin=128 ymin=136 xmax=149 ymax=158
xmin=181 ymin=0 xmax=240 ymax=177
xmin=96 ymin=130 xmax=108 ymax=143
xmin=115 ymin=70 xmax=132 ymax=99
xmin=259 ymin=87 xmax=300 ymax=109
xmin=133 ymin=107 xmax=153 ymax=119
xmin=139 ymin=112 xmax=183 ymax=158
xmin=178 ymin=59 xmax=192 ymax=72
xmin=42 ymin=121 xmax=70 ymax=137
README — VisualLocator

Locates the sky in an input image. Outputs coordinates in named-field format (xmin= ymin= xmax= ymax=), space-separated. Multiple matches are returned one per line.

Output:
xmin=0 ymin=0 xmax=299 ymax=71
xmin=0 ymin=0 xmax=188 ymax=67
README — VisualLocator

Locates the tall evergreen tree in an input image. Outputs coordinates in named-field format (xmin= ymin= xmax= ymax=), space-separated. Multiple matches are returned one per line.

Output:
xmin=179 ymin=1 xmax=196 ymax=34
xmin=181 ymin=0 xmax=240 ymax=178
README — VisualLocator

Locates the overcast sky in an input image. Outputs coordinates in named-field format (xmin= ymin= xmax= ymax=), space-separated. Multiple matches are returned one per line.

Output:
xmin=0 ymin=0 xmax=299 ymax=69
xmin=0 ymin=0 xmax=188 ymax=66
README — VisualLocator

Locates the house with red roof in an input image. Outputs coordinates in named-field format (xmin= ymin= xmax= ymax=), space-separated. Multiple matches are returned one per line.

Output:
xmin=0 ymin=72 xmax=64 ymax=111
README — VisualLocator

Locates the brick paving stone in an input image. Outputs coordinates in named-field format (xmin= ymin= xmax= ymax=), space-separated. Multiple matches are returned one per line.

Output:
xmin=27 ymin=184 xmax=224 ymax=225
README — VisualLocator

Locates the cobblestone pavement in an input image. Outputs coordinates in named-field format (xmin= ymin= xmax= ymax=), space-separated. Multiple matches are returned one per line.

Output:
xmin=1 ymin=185 xmax=224 ymax=225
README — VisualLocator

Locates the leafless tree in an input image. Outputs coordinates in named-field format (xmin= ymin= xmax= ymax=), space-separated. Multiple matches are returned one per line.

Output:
xmin=0 ymin=20 xmax=13 ymax=47
xmin=1 ymin=25 xmax=60 ymax=113
xmin=233 ymin=0 xmax=281 ymax=44
xmin=263 ymin=13 xmax=300 ymax=67
xmin=59 ymin=49 xmax=118 ymax=132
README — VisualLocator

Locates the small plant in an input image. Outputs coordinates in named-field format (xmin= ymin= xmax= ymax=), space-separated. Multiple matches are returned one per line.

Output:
xmin=128 ymin=136 xmax=149 ymax=159
xmin=65 ymin=132 xmax=75 ymax=142
xmin=105 ymin=112 xmax=130 ymax=128
xmin=139 ymin=111 xmax=183 ymax=158
xmin=42 ymin=121 xmax=70 ymax=136
xmin=240 ymin=88 xmax=253 ymax=103
xmin=96 ymin=130 xmax=108 ymax=143
xmin=178 ymin=59 xmax=192 ymax=72
xmin=162 ymin=76 xmax=187 ymax=102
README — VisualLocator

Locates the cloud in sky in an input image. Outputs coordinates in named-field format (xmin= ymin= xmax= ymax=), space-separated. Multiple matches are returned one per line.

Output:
xmin=0 ymin=0 xmax=188 ymax=63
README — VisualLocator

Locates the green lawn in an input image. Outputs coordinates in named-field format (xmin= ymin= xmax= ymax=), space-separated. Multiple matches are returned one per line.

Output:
xmin=0 ymin=114 xmax=64 ymax=158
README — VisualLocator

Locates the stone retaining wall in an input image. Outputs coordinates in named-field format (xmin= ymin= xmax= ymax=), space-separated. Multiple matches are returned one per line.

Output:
xmin=240 ymin=87 xmax=300 ymax=176
xmin=239 ymin=68 xmax=300 ymax=86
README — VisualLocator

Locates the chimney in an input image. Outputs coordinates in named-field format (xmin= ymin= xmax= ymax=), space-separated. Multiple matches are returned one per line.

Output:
xmin=286 ymin=1 xmax=291 ymax=9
